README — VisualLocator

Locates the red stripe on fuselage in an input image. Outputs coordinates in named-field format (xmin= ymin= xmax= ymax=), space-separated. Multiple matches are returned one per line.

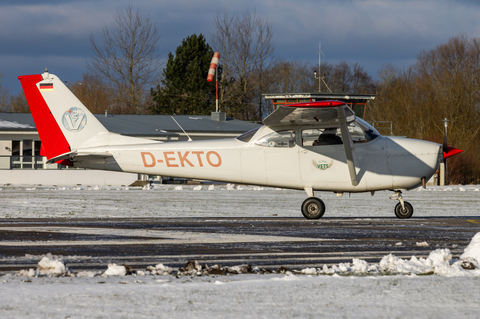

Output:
xmin=18 ymin=74 xmax=72 ymax=165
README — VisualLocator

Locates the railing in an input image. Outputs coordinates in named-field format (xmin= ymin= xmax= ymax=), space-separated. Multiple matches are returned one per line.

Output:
xmin=368 ymin=121 xmax=393 ymax=136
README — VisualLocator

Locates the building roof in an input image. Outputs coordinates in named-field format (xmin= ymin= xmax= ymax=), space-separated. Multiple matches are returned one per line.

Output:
xmin=0 ymin=119 xmax=35 ymax=129
xmin=0 ymin=113 xmax=261 ymax=137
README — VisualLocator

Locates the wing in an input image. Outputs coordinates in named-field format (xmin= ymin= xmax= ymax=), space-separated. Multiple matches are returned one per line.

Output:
xmin=264 ymin=101 xmax=359 ymax=186
xmin=263 ymin=101 xmax=355 ymax=127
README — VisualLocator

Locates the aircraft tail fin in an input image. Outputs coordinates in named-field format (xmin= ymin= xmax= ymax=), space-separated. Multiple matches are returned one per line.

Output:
xmin=18 ymin=70 xmax=110 ymax=162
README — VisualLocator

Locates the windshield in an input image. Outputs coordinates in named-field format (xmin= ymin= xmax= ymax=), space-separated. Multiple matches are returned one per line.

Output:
xmin=236 ymin=128 xmax=260 ymax=143
xmin=255 ymin=130 xmax=296 ymax=148
xmin=350 ymin=118 xmax=381 ymax=142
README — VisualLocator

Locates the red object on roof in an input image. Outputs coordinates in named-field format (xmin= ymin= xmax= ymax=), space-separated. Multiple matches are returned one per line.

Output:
xmin=285 ymin=101 xmax=346 ymax=108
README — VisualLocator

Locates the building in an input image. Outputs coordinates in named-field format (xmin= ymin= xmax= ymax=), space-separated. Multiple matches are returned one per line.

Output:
xmin=0 ymin=112 xmax=260 ymax=186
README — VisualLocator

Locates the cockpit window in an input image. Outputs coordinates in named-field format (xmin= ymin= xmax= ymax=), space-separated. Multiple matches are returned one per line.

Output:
xmin=302 ymin=128 xmax=343 ymax=146
xmin=301 ymin=119 xmax=380 ymax=147
xmin=350 ymin=119 xmax=381 ymax=143
xmin=255 ymin=130 xmax=296 ymax=148
xmin=236 ymin=128 xmax=260 ymax=143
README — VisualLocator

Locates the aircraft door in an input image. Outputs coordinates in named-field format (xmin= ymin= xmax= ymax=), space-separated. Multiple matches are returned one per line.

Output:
xmin=298 ymin=128 xmax=355 ymax=189
xmin=254 ymin=129 xmax=301 ymax=188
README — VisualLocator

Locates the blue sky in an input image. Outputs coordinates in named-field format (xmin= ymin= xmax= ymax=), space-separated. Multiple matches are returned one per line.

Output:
xmin=2 ymin=0 xmax=480 ymax=94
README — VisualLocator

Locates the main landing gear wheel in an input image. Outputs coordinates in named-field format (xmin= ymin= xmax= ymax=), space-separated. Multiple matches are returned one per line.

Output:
xmin=301 ymin=197 xmax=325 ymax=219
xmin=394 ymin=201 xmax=413 ymax=219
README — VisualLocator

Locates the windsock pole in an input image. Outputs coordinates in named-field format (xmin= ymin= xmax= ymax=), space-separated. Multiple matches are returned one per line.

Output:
xmin=207 ymin=52 xmax=220 ymax=112
xmin=216 ymin=68 xmax=218 ymax=112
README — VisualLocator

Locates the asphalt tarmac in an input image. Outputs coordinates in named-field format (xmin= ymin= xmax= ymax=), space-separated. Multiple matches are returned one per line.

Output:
xmin=1 ymin=217 xmax=479 ymax=272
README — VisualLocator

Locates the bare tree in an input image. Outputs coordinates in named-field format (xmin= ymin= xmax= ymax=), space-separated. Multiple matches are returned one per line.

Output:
xmin=211 ymin=10 xmax=275 ymax=120
xmin=0 ymin=72 xmax=10 ymax=111
xmin=322 ymin=60 xmax=376 ymax=94
xmin=0 ymin=72 xmax=30 ymax=113
xmin=69 ymin=73 xmax=115 ymax=114
xmin=266 ymin=59 xmax=317 ymax=93
xmin=88 ymin=6 xmax=163 ymax=114
xmin=211 ymin=12 xmax=236 ymax=114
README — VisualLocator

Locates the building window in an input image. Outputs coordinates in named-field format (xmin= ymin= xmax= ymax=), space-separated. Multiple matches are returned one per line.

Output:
xmin=8 ymin=140 xmax=49 ymax=170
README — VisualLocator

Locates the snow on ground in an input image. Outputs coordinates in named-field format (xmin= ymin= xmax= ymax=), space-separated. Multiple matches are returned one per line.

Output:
xmin=1 ymin=272 xmax=480 ymax=318
xmin=2 ymin=236 xmax=480 ymax=319
xmin=1 ymin=184 xmax=480 ymax=317
xmin=0 ymin=184 xmax=479 ymax=219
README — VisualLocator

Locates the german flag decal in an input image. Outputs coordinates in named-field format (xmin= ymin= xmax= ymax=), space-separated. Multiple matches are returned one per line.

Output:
xmin=39 ymin=83 xmax=53 ymax=91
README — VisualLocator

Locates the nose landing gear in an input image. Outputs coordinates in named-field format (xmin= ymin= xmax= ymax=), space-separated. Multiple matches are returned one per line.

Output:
xmin=390 ymin=190 xmax=414 ymax=219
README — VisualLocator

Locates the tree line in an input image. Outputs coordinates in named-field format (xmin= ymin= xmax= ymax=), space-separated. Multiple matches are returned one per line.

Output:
xmin=0 ymin=7 xmax=478 ymax=183
xmin=366 ymin=34 xmax=480 ymax=184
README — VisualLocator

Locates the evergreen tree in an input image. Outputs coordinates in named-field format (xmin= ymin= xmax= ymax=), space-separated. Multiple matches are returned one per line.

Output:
xmin=150 ymin=34 xmax=216 ymax=115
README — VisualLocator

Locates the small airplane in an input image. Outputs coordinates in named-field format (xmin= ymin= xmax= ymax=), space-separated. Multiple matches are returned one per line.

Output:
xmin=18 ymin=70 xmax=462 ymax=219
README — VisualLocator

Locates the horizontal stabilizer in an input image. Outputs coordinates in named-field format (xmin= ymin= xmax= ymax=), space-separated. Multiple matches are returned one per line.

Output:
xmin=46 ymin=151 xmax=113 ymax=164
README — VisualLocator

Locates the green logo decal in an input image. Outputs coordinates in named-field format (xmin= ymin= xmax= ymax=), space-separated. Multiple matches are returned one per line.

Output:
xmin=312 ymin=160 xmax=333 ymax=170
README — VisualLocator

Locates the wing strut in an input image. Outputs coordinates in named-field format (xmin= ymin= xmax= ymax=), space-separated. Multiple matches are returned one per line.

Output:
xmin=338 ymin=106 xmax=359 ymax=186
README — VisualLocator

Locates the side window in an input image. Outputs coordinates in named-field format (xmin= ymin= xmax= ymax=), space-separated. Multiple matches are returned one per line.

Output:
xmin=255 ymin=130 xmax=296 ymax=148
xmin=302 ymin=128 xmax=343 ymax=146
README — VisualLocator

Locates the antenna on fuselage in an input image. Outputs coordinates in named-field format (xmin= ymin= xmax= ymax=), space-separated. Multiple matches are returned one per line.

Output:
xmin=171 ymin=116 xmax=193 ymax=142
xmin=314 ymin=41 xmax=332 ymax=93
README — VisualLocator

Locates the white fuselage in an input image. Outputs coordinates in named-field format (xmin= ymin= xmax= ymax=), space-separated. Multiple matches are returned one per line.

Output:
xmin=72 ymin=126 xmax=442 ymax=193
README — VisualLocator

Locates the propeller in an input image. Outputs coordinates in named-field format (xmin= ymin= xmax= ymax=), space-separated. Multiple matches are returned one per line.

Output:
xmin=441 ymin=118 xmax=463 ymax=185
xmin=443 ymin=118 xmax=449 ymax=155
xmin=442 ymin=118 xmax=463 ymax=159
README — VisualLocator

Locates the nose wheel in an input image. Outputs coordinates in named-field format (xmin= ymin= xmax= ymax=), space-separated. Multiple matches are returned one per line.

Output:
xmin=301 ymin=197 xmax=325 ymax=219
xmin=390 ymin=191 xmax=414 ymax=219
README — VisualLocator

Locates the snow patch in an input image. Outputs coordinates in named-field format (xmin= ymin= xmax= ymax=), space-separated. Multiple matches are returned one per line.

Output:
xmin=37 ymin=256 xmax=67 ymax=276
xmin=76 ymin=271 xmax=97 ymax=278
xmin=103 ymin=263 xmax=127 ymax=276
xmin=416 ymin=241 xmax=429 ymax=247
xmin=460 ymin=232 xmax=480 ymax=264
xmin=146 ymin=263 xmax=173 ymax=275
xmin=273 ymin=273 xmax=299 ymax=281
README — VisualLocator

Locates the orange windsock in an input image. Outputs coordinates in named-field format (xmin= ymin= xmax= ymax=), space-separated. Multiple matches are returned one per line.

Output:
xmin=207 ymin=52 xmax=220 ymax=82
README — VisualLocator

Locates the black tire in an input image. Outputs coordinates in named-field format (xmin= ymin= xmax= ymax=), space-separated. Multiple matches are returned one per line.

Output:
xmin=301 ymin=197 xmax=326 ymax=219
xmin=394 ymin=201 xmax=413 ymax=219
